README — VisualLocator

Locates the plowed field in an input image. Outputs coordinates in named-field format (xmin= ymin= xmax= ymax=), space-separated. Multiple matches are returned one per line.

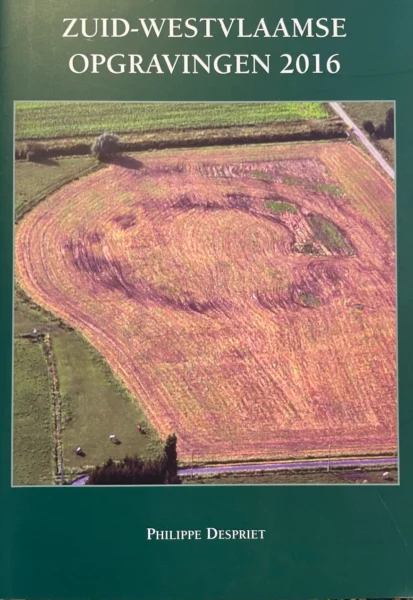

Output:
xmin=15 ymin=142 xmax=396 ymax=463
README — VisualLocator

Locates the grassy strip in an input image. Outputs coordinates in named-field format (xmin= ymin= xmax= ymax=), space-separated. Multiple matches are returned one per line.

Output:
xmin=15 ymin=102 xmax=329 ymax=139
xmin=183 ymin=467 xmax=398 ymax=485
xmin=13 ymin=339 xmax=54 ymax=485
xmin=15 ymin=118 xmax=347 ymax=160
xmin=42 ymin=333 xmax=63 ymax=484
xmin=178 ymin=450 xmax=397 ymax=469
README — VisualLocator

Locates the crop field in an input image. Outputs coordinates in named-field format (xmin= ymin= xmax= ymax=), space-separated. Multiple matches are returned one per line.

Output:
xmin=13 ymin=156 xmax=162 ymax=485
xmin=15 ymin=141 xmax=396 ymax=465
xmin=15 ymin=102 xmax=328 ymax=140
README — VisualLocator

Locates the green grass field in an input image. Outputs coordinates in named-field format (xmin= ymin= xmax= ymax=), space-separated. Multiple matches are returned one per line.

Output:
xmin=15 ymin=102 xmax=328 ymax=140
xmin=13 ymin=339 xmax=54 ymax=485
xmin=54 ymin=331 xmax=163 ymax=474
xmin=341 ymin=101 xmax=393 ymax=128
xmin=341 ymin=101 xmax=395 ymax=168
xmin=15 ymin=156 xmax=98 ymax=220
xmin=14 ymin=289 xmax=56 ymax=336
xmin=184 ymin=467 xmax=398 ymax=485
xmin=15 ymin=284 xmax=163 ymax=485
xmin=14 ymin=157 xmax=163 ymax=484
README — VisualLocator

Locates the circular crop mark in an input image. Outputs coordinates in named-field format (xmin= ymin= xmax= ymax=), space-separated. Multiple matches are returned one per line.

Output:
xmin=15 ymin=144 xmax=397 ymax=463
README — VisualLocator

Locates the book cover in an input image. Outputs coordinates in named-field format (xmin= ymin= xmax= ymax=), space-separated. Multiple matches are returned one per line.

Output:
xmin=1 ymin=1 xmax=412 ymax=599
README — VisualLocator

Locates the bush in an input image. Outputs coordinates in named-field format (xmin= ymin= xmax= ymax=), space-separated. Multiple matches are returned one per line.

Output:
xmin=20 ymin=141 xmax=46 ymax=162
xmin=87 ymin=433 xmax=180 ymax=485
xmin=374 ymin=122 xmax=387 ymax=140
xmin=363 ymin=120 xmax=375 ymax=136
xmin=373 ymin=107 xmax=394 ymax=140
xmin=87 ymin=455 xmax=168 ymax=485
xmin=385 ymin=107 xmax=394 ymax=138
xmin=164 ymin=433 xmax=178 ymax=481
xmin=91 ymin=132 xmax=120 ymax=161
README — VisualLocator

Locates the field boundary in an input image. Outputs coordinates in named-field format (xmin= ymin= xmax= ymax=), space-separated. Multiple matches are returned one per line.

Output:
xmin=15 ymin=160 xmax=103 ymax=222
xmin=177 ymin=450 xmax=398 ymax=470
xmin=329 ymin=102 xmax=394 ymax=179
xmin=179 ymin=456 xmax=398 ymax=477
xmin=70 ymin=457 xmax=398 ymax=487
xmin=42 ymin=334 xmax=63 ymax=485
xmin=15 ymin=118 xmax=347 ymax=160
xmin=13 ymin=136 xmax=394 ymax=482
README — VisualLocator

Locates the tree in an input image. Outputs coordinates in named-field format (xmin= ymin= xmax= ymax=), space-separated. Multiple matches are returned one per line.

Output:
xmin=86 ymin=433 xmax=181 ymax=485
xmin=385 ymin=107 xmax=394 ymax=138
xmin=24 ymin=141 xmax=46 ymax=162
xmin=363 ymin=120 xmax=375 ymax=136
xmin=87 ymin=454 xmax=167 ymax=485
xmin=164 ymin=433 xmax=178 ymax=481
xmin=373 ymin=107 xmax=394 ymax=140
xmin=374 ymin=122 xmax=387 ymax=140
xmin=91 ymin=132 xmax=120 ymax=161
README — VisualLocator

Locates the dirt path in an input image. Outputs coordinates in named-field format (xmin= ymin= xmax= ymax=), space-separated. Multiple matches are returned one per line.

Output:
xmin=329 ymin=102 xmax=394 ymax=180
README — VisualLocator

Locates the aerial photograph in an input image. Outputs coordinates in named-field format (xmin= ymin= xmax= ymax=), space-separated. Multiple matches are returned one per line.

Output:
xmin=13 ymin=101 xmax=397 ymax=485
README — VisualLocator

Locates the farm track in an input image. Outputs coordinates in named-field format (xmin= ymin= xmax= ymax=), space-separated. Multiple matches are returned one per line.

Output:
xmin=180 ymin=455 xmax=399 ymax=476
xmin=15 ymin=142 xmax=396 ymax=463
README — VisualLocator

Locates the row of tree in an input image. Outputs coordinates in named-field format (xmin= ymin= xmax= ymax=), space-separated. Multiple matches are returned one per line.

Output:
xmin=87 ymin=433 xmax=179 ymax=485
xmin=363 ymin=107 xmax=394 ymax=140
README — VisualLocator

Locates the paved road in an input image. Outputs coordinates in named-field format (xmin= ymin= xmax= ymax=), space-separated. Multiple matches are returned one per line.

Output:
xmin=329 ymin=102 xmax=394 ymax=180
xmin=178 ymin=456 xmax=398 ymax=477
xmin=70 ymin=456 xmax=397 ymax=485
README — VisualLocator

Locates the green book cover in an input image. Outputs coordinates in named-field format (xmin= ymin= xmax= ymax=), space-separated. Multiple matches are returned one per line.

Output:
xmin=0 ymin=0 xmax=411 ymax=598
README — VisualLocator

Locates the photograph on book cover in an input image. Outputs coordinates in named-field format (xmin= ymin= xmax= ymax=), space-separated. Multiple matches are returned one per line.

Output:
xmin=12 ymin=101 xmax=397 ymax=487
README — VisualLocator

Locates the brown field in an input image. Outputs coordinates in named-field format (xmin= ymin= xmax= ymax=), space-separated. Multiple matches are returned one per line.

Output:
xmin=15 ymin=141 xmax=396 ymax=464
